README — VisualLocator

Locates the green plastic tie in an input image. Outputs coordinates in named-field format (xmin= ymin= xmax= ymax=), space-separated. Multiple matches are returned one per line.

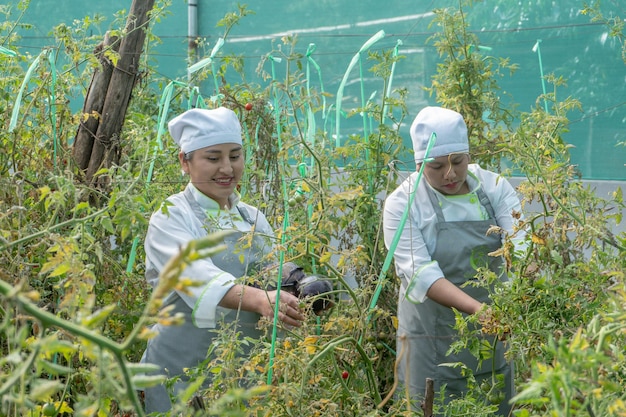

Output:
xmin=9 ymin=50 xmax=44 ymax=132
xmin=365 ymin=132 xmax=437 ymax=324
xmin=48 ymin=50 xmax=58 ymax=170
xmin=0 ymin=45 xmax=17 ymax=57
xmin=187 ymin=37 xmax=224 ymax=75
xmin=532 ymin=39 xmax=549 ymax=113
xmin=334 ymin=30 xmax=385 ymax=148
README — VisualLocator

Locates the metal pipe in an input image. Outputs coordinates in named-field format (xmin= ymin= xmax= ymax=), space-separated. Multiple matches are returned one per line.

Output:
xmin=187 ymin=0 xmax=198 ymax=80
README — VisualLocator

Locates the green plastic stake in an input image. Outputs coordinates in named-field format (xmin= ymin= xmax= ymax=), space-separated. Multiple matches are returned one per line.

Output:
xmin=126 ymin=80 xmax=199 ymax=274
xmin=365 ymin=132 xmax=437 ymax=323
xmin=9 ymin=50 xmax=44 ymax=132
xmin=382 ymin=39 xmax=402 ymax=123
xmin=335 ymin=30 xmax=385 ymax=148
xmin=266 ymin=54 xmax=288 ymax=386
xmin=48 ymin=50 xmax=58 ymax=170
xmin=532 ymin=39 xmax=549 ymax=113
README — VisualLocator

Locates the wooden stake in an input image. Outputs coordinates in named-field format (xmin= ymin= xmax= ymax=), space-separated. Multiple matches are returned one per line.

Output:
xmin=421 ymin=377 xmax=434 ymax=417
xmin=73 ymin=0 xmax=156 ymax=186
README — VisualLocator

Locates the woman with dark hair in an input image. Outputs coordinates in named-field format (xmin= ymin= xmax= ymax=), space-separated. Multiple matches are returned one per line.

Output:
xmin=141 ymin=107 xmax=305 ymax=412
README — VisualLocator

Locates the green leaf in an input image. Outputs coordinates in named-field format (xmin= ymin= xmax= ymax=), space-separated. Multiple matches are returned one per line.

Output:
xmin=510 ymin=381 xmax=547 ymax=403
xmin=39 ymin=359 xmax=73 ymax=376
xmin=550 ymin=250 xmax=563 ymax=266
xmin=48 ymin=263 xmax=70 ymax=278
xmin=101 ymin=216 xmax=115 ymax=234
xmin=126 ymin=362 xmax=162 ymax=375
xmin=37 ymin=339 xmax=77 ymax=357
xmin=131 ymin=374 xmax=167 ymax=389
xmin=38 ymin=186 xmax=51 ymax=202
xmin=29 ymin=378 xmax=64 ymax=401
xmin=81 ymin=304 xmax=116 ymax=328
xmin=613 ymin=187 xmax=623 ymax=204
xmin=72 ymin=201 xmax=90 ymax=213
xmin=93 ymin=167 xmax=110 ymax=177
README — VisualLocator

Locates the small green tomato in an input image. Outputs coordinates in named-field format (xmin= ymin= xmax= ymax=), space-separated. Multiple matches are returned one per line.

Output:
xmin=480 ymin=380 xmax=491 ymax=393
xmin=488 ymin=392 xmax=505 ymax=405
xmin=42 ymin=403 xmax=57 ymax=417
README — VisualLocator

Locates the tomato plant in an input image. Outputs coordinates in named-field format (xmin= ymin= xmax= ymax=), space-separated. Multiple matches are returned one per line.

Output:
xmin=1 ymin=1 xmax=624 ymax=417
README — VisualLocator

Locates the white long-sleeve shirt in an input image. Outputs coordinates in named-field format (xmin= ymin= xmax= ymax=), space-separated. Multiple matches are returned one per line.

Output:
xmin=144 ymin=183 xmax=275 ymax=328
xmin=382 ymin=164 xmax=525 ymax=303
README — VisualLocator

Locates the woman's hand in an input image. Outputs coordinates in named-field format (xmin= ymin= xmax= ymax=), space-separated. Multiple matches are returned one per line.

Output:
xmin=220 ymin=284 xmax=305 ymax=327
xmin=264 ymin=289 xmax=305 ymax=327
xmin=477 ymin=304 xmax=510 ymax=341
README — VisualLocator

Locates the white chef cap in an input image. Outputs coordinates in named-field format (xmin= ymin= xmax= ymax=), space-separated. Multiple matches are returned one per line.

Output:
xmin=168 ymin=107 xmax=242 ymax=153
xmin=410 ymin=106 xmax=469 ymax=163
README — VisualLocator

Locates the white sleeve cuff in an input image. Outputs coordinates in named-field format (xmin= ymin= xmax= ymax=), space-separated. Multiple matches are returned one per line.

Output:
xmin=178 ymin=271 xmax=236 ymax=328
xmin=404 ymin=261 xmax=443 ymax=304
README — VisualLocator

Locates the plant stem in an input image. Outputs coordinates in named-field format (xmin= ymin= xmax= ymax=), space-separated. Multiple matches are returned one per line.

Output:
xmin=0 ymin=279 xmax=146 ymax=416
xmin=0 ymin=206 xmax=109 ymax=252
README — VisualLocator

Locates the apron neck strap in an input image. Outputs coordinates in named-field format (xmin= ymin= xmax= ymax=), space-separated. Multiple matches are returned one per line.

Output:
xmin=425 ymin=182 xmax=496 ymax=221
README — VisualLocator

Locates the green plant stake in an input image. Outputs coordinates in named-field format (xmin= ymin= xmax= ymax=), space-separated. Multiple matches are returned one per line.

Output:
xmin=532 ymin=39 xmax=549 ymax=113
xmin=9 ymin=49 xmax=47 ymax=132
xmin=365 ymin=132 xmax=437 ymax=324
xmin=266 ymin=53 xmax=289 ymax=385
xmin=47 ymin=50 xmax=58 ymax=171
xmin=335 ymin=30 xmax=385 ymax=148
xmin=381 ymin=39 xmax=402 ymax=124
xmin=306 ymin=42 xmax=326 ymax=133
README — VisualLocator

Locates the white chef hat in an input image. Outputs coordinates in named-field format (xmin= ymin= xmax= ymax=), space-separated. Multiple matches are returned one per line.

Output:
xmin=410 ymin=106 xmax=469 ymax=163
xmin=168 ymin=107 xmax=242 ymax=153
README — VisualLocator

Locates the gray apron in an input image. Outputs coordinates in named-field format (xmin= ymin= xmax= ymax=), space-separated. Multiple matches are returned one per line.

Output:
xmin=397 ymin=185 xmax=513 ymax=416
xmin=142 ymin=188 xmax=272 ymax=413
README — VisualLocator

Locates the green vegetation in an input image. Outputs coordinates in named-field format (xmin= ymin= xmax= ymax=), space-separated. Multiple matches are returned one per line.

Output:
xmin=1 ymin=1 xmax=624 ymax=416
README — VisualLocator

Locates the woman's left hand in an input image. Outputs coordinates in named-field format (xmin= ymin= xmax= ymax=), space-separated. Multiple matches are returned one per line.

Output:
xmin=266 ymin=289 xmax=305 ymax=327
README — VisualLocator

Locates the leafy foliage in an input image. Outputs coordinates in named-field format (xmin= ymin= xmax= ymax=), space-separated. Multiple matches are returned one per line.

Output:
xmin=1 ymin=1 xmax=625 ymax=417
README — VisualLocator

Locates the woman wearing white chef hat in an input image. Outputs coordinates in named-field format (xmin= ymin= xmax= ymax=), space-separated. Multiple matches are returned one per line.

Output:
xmin=140 ymin=107 xmax=305 ymax=412
xmin=383 ymin=106 xmax=526 ymax=416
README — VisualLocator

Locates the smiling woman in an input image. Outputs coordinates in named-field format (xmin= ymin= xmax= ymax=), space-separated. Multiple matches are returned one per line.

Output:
xmin=140 ymin=107 xmax=305 ymax=413
xmin=171 ymin=109 xmax=246 ymax=208
xmin=180 ymin=144 xmax=245 ymax=208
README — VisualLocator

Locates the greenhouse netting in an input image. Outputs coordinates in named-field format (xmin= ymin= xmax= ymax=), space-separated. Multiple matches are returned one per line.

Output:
xmin=16 ymin=0 xmax=626 ymax=180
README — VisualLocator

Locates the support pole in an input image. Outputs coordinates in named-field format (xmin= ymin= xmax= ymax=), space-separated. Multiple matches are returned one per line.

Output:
xmin=421 ymin=378 xmax=434 ymax=417
xmin=188 ymin=0 xmax=198 ymax=81
xmin=73 ymin=0 xmax=156 ymax=187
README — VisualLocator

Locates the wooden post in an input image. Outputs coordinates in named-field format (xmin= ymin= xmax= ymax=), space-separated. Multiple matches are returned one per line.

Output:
xmin=73 ymin=0 xmax=156 ymax=186
xmin=73 ymin=32 xmax=119 ymax=173
xmin=421 ymin=377 xmax=435 ymax=417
